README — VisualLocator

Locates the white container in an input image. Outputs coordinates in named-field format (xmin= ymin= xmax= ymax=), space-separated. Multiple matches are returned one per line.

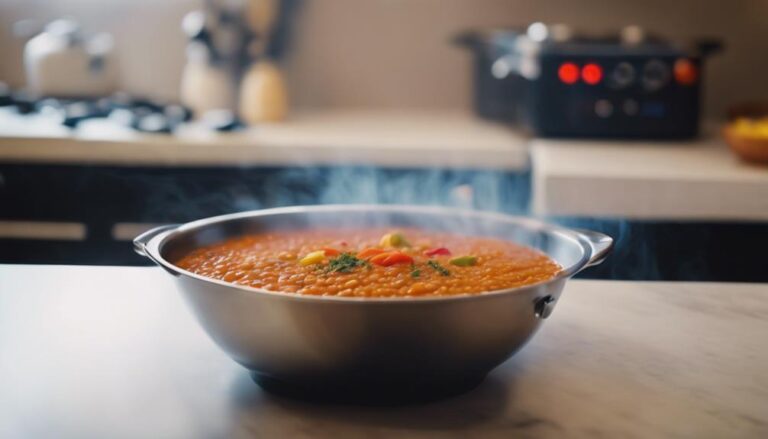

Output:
xmin=23 ymin=19 xmax=117 ymax=97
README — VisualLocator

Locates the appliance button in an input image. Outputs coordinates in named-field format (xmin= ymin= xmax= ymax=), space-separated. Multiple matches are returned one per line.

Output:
xmin=642 ymin=59 xmax=670 ymax=91
xmin=623 ymin=99 xmax=639 ymax=116
xmin=610 ymin=62 xmax=636 ymax=89
xmin=558 ymin=62 xmax=580 ymax=84
xmin=594 ymin=99 xmax=614 ymax=118
xmin=674 ymin=59 xmax=698 ymax=85
xmin=582 ymin=63 xmax=603 ymax=85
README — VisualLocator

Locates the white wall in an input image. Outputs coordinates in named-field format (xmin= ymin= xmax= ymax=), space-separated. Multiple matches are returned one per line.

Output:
xmin=1 ymin=0 xmax=767 ymax=117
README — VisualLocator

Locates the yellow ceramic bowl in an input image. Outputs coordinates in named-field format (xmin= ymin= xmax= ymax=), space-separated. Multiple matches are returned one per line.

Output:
xmin=724 ymin=117 xmax=768 ymax=165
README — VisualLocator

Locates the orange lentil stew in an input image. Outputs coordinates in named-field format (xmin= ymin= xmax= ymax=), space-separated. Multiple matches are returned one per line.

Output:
xmin=175 ymin=228 xmax=562 ymax=298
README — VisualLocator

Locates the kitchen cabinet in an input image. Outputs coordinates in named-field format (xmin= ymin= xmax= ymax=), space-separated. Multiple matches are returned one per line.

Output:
xmin=0 ymin=163 xmax=529 ymax=265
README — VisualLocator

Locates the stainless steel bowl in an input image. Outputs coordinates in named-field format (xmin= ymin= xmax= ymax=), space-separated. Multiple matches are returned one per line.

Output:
xmin=134 ymin=205 xmax=612 ymax=400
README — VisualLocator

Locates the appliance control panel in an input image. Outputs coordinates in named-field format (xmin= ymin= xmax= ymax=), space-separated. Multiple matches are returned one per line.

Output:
xmin=532 ymin=55 xmax=701 ymax=138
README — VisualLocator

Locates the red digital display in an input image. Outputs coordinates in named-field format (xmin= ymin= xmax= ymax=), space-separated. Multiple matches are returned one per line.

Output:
xmin=581 ymin=63 xmax=603 ymax=85
xmin=558 ymin=62 xmax=580 ymax=84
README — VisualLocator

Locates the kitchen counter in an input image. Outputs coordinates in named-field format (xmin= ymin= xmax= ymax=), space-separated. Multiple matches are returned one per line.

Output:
xmin=1 ymin=265 xmax=766 ymax=438
xmin=5 ymin=106 xmax=768 ymax=221
xmin=531 ymin=134 xmax=768 ymax=221
xmin=0 ymin=108 xmax=529 ymax=170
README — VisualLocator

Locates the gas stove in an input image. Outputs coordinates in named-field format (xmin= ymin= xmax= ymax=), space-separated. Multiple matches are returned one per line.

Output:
xmin=0 ymin=84 xmax=243 ymax=134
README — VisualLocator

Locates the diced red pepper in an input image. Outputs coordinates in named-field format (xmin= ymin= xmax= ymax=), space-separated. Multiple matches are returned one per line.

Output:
xmin=323 ymin=247 xmax=341 ymax=257
xmin=424 ymin=247 xmax=452 ymax=257
xmin=358 ymin=248 xmax=386 ymax=260
xmin=370 ymin=251 xmax=414 ymax=266
xmin=369 ymin=252 xmax=392 ymax=265
xmin=383 ymin=252 xmax=414 ymax=266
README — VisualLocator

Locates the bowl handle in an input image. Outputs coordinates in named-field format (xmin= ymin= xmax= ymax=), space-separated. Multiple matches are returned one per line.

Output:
xmin=133 ymin=224 xmax=181 ymax=276
xmin=577 ymin=229 xmax=614 ymax=270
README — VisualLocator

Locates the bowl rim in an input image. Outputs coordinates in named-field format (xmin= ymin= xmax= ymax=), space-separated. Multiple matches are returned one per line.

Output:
xmin=140 ymin=204 xmax=599 ymax=304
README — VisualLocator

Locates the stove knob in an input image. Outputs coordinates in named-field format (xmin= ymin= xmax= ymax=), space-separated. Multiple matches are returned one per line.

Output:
xmin=594 ymin=99 xmax=614 ymax=118
xmin=136 ymin=113 xmax=172 ymax=134
xmin=610 ymin=62 xmax=635 ymax=89
xmin=623 ymin=99 xmax=640 ymax=116
xmin=62 ymin=101 xmax=98 ymax=128
xmin=35 ymin=98 xmax=65 ymax=117
xmin=201 ymin=109 xmax=243 ymax=132
xmin=642 ymin=59 xmax=670 ymax=92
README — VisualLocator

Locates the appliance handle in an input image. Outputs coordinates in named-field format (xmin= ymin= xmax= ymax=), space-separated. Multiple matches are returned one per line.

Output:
xmin=133 ymin=224 xmax=181 ymax=276
xmin=577 ymin=229 xmax=614 ymax=270
xmin=695 ymin=38 xmax=723 ymax=57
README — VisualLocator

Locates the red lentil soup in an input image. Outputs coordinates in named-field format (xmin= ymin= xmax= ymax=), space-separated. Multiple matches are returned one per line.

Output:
xmin=175 ymin=228 xmax=562 ymax=298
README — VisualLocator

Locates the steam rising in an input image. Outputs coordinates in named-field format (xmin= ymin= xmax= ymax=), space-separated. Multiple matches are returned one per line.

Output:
xmin=132 ymin=165 xmax=654 ymax=280
xmin=138 ymin=166 xmax=531 ymax=221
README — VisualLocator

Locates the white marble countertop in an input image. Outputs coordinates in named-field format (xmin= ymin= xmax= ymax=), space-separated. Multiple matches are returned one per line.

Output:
xmin=531 ymin=133 xmax=768 ymax=221
xmin=0 ymin=108 xmax=529 ymax=170
xmin=1 ymin=265 xmax=766 ymax=438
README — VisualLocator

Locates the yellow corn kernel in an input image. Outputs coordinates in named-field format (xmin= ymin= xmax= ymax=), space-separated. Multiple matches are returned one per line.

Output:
xmin=299 ymin=250 xmax=325 ymax=266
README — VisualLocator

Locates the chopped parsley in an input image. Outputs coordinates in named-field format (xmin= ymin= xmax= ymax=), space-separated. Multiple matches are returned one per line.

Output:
xmin=410 ymin=265 xmax=421 ymax=278
xmin=427 ymin=260 xmax=451 ymax=276
xmin=324 ymin=253 xmax=370 ymax=274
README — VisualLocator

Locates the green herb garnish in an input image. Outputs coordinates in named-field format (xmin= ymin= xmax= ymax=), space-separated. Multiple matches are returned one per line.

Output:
xmin=324 ymin=252 xmax=370 ymax=273
xmin=427 ymin=260 xmax=451 ymax=276
xmin=410 ymin=264 xmax=421 ymax=278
